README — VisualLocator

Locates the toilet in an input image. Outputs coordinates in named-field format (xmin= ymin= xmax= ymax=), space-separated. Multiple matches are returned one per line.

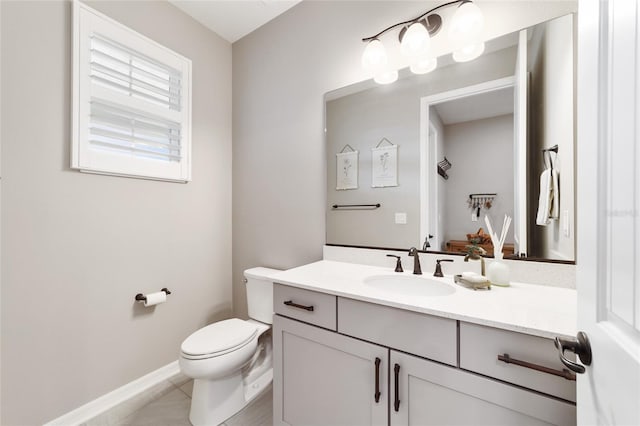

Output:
xmin=179 ymin=267 xmax=280 ymax=426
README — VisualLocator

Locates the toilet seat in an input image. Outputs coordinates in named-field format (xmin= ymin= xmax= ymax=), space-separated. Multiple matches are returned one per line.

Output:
xmin=181 ymin=318 xmax=258 ymax=360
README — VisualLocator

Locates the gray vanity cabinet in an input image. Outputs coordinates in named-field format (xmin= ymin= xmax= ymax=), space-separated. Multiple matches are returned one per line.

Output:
xmin=273 ymin=315 xmax=388 ymax=426
xmin=390 ymin=350 xmax=575 ymax=425
xmin=273 ymin=283 xmax=576 ymax=426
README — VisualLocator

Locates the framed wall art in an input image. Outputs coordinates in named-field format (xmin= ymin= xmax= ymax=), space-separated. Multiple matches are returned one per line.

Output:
xmin=371 ymin=138 xmax=398 ymax=187
xmin=336 ymin=145 xmax=358 ymax=190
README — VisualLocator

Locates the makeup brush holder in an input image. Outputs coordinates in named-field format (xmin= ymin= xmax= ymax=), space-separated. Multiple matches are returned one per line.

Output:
xmin=487 ymin=252 xmax=510 ymax=287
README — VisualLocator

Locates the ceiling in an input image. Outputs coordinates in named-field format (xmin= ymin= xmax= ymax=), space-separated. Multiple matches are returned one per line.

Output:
xmin=169 ymin=0 xmax=302 ymax=43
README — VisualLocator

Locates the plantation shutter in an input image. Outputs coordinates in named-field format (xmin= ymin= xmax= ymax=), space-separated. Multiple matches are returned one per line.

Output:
xmin=73 ymin=2 xmax=192 ymax=182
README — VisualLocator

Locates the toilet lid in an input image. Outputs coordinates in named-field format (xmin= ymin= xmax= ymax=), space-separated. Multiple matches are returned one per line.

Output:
xmin=181 ymin=318 xmax=258 ymax=357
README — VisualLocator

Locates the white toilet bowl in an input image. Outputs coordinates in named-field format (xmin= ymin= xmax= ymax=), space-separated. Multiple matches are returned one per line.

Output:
xmin=179 ymin=267 xmax=279 ymax=426
xmin=179 ymin=319 xmax=271 ymax=426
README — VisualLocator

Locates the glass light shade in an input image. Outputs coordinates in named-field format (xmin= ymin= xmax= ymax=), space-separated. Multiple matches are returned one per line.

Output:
xmin=374 ymin=68 xmax=399 ymax=85
xmin=452 ymin=42 xmax=485 ymax=62
xmin=448 ymin=1 xmax=485 ymax=46
xmin=400 ymin=22 xmax=430 ymax=58
xmin=361 ymin=39 xmax=388 ymax=73
xmin=410 ymin=56 xmax=437 ymax=74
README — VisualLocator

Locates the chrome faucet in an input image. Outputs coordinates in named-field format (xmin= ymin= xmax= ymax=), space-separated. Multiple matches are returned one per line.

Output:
xmin=408 ymin=247 xmax=422 ymax=275
xmin=464 ymin=245 xmax=487 ymax=276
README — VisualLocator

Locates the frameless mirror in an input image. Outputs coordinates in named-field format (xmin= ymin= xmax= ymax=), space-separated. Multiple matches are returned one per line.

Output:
xmin=325 ymin=14 xmax=575 ymax=262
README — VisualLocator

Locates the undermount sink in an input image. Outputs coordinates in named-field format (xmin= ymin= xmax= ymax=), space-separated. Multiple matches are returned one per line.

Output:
xmin=363 ymin=274 xmax=456 ymax=297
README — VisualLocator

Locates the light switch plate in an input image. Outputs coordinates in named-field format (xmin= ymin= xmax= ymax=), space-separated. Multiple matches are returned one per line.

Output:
xmin=395 ymin=213 xmax=407 ymax=224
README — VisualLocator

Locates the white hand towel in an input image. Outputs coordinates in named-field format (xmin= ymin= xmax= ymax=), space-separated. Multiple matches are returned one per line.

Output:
xmin=550 ymin=168 xmax=559 ymax=219
xmin=536 ymin=168 xmax=559 ymax=226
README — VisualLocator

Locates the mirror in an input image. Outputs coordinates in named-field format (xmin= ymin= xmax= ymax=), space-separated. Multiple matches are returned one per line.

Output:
xmin=326 ymin=14 xmax=575 ymax=262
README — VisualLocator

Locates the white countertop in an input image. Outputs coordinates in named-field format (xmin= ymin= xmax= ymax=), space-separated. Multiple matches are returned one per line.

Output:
xmin=271 ymin=260 xmax=577 ymax=340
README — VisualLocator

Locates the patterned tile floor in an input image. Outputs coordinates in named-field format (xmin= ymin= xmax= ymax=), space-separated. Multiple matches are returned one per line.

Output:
xmin=119 ymin=381 xmax=273 ymax=426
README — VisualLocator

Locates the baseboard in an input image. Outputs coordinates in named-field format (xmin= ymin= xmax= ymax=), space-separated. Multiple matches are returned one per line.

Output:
xmin=44 ymin=360 xmax=186 ymax=426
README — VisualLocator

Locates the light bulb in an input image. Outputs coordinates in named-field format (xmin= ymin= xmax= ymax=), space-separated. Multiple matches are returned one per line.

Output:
xmin=452 ymin=42 xmax=485 ymax=62
xmin=374 ymin=68 xmax=398 ymax=85
xmin=410 ymin=56 xmax=438 ymax=74
xmin=361 ymin=39 xmax=388 ymax=73
xmin=448 ymin=1 xmax=484 ymax=47
xmin=400 ymin=22 xmax=430 ymax=58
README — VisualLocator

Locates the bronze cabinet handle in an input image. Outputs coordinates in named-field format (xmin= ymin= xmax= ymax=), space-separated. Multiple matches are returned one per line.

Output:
xmin=393 ymin=363 xmax=401 ymax=412
xmin=374 ymin=357 xmax=381 ymax=403
xmin=283 ymin=300 xmax=314 ymax=312
xmin=497 ymin=353 xmax=576 ymax=381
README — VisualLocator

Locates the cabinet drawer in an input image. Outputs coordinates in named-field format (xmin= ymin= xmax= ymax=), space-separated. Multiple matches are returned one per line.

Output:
xmin=274 ymin=283 xmax=337 ymax=330
xmin=459 ymin=322 xmax=576 ymax=402
xmin=338 ymin=297 xmax=457 ymax=366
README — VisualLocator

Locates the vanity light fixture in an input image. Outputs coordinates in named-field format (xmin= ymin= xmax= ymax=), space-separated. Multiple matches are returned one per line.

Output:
xmin=361 ymin=0 xmax=485 ymax=83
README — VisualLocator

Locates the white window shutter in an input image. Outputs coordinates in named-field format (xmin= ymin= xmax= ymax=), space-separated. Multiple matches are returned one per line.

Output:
xmin=89 ymin=101 xmax=182 ymax=162
xmin=72 ymin=2 xmax=192 ymax=182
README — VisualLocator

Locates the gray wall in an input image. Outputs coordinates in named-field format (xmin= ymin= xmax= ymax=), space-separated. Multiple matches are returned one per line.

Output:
xmin=0 ymin=1 xmax=232 ymax=424
xmin=442 ymin=115 xmax=515 ymax=245
xmin=232 ymin=1 xmax=578 ymax=318
xmin=232 ymin=1 xmax=428 ymax=319
xmin=528 ymin=14 xmax=575 ymax=260
xmin=326 ymin=83 xmax=421 ymax=249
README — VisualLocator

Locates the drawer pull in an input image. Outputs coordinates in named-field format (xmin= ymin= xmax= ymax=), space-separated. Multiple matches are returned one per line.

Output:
xmin=374 ymin=357 xmax=381 ymax=403
xmin=497 ymin=353 xmax=576 ymax=381
xmin=393 ymin=363 xmax=401 ymax=412
xmin=283 ymin=300 xmax=314 ymax=312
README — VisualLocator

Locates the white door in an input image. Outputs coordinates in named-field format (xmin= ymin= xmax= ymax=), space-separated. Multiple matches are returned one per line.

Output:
xmin=576 ymin=0 xmax=640 ymax=424
xmin=513 ymin=29 xmax=528 ymax=257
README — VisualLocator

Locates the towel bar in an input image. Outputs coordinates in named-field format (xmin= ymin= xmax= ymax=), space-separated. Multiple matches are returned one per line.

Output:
xmin=332 ymin=203 xmax=381 ymax=209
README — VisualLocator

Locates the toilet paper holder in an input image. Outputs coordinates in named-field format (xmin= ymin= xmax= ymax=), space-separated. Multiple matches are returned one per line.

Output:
xmin=135 ymin=288 xmax=171 ymax=303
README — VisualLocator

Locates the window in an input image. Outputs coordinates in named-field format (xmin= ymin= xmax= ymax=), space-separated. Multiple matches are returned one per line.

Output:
xmin=72 ymin=2 xmax=192 ymax=182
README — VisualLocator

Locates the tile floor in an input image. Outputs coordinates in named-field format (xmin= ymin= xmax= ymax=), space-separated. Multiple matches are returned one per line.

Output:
xmin=119 ymin=380 xmax=273 ymax=426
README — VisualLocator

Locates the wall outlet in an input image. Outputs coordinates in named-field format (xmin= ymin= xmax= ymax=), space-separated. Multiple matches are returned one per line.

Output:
xmin=395 ymin=213 xmax=407 ymax=224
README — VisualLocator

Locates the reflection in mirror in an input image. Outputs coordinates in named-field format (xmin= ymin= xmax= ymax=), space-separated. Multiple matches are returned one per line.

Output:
xmin=325 ymin=14 xmax=575 ymax=262
xmin=423 ymin=80 xmax=516 ymax=258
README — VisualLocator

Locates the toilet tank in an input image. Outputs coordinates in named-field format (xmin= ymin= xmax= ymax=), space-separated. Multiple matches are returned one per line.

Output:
xmin=244 ymin=267 xmax=281 ymax=324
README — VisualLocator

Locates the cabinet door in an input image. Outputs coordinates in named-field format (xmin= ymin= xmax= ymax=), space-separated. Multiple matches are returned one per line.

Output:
xmin=273 ymin=315 xmax=388 ymax=426
xmin=390 ymin=351 xmax=575 ymax=426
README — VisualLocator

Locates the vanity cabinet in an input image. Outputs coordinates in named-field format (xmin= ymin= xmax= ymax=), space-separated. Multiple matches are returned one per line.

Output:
xmin=338 ymin=297 xmax=457 ymax=366
xmin=459 ymin=322 xmax=576 ymax=402
xmin=273 ymin=283 xmax=337 ymax=330
xmin=273 ymin=315 xmax=388 ymax=426
xmin=273 ymin=283 xmax=576 ymax=426
xmin=390 ymin=350 xmax=574 ymax=426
